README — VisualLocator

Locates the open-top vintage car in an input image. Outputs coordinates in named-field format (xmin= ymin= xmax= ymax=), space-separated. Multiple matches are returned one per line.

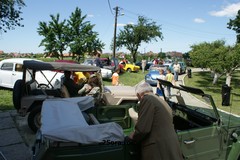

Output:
xmin=13 ymin=60 xmax=139 ymax=134
xmin=31 ymin=78 xmax=240 ymax=160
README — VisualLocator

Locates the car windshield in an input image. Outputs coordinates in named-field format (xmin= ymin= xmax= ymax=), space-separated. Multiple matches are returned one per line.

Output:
xmin=158 ymin=79 xmax=218 ymax=121
xmin=169 ymin=87 xmax=218 ymax=120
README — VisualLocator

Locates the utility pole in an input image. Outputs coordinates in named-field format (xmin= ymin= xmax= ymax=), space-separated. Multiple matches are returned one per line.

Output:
xmin=113 ymin=6 xmax=119 ymax=58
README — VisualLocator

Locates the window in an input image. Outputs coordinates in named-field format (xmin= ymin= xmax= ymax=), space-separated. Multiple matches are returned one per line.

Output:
xmin=1 ymin=63 xmax=13 ymax=71
xmin=15 ymin=64 xmax=23 ymax=72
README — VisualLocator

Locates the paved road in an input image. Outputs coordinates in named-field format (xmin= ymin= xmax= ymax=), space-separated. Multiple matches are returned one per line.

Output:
xmin=0 ymin=68 xmax=209 ymax=160
xmin=0 ymin=111 xmax=32 ymax=160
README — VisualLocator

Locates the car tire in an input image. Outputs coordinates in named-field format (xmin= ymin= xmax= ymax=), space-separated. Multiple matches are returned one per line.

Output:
xmin=12 ymin=79 xmax=23 ymax=110
xmin=28 ymin=105 xmax=42 ymax=133
xmin=127 ymin=68 xmax=132 ymax=73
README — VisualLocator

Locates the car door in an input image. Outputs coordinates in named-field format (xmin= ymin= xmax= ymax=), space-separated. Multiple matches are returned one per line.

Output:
xmin=11 ymin=63 xmax=23 ymax=88
xmin=178 ymin=126 xmax=226 ymax=160
xmin=0 ymin=62 xmax=14 ymax=88
xmin=95 ymin=104 xmax=134 ymax=134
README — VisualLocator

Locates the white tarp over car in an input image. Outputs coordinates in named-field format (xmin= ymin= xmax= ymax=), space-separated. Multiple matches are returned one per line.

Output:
xmin=40 ymin=97 xmax=125 ymax=144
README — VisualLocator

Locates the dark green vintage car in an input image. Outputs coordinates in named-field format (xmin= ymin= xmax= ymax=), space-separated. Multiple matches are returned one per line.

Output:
xmin=32 ymin=79 xmax=240 ymax=160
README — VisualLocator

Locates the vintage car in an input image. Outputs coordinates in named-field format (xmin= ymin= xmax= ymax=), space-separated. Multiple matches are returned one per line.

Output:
xmin=13 ymin=60 xmax=139 ymax=133
xmin=82 ymin=58 xmax=113 ymax=79
xmin=0 ymin=58 xmax=39 ymax=89
xmin=145 ymin=64 xmax=168 ymax=86
xmin=119 ymin=61 xmax=140 ymax=73
xmin=32 ymin=78 xmax=240 ymax=160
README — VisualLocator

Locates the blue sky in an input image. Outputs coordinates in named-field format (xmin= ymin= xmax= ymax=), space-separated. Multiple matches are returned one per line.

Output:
xmin=0 ymin=0 xmax=240 ymax=54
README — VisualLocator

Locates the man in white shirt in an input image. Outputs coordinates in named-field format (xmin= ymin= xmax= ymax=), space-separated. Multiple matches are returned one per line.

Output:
xmin=173 ymin=61 xmax=180 ymax=81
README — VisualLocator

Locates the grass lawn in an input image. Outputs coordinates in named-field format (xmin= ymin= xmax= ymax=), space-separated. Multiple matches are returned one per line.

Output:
xmin=103 ymin=71 xmax=145 ymax=86
xmin=0 ymin=71 xmax=146 ymax=111
xmin=0 ymin=87 xmax=14 ymax=111
xmin=184 ymin=71 xmax=240 ymax=115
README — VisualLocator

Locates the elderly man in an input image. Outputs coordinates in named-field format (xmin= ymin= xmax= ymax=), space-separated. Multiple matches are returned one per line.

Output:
xmin=129 ymin=82 xmax=183 ymax=160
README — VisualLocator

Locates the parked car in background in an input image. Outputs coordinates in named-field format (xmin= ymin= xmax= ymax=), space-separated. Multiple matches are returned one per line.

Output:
xmin=0 ymin=58 xmax=40 ymax=89
xmin=119 ymin=61 xmax=140 ymax=73
xmin=135 ymin=61 xmax=153 ymax=70
xmin=145 ymin=64 xmax=168 ymax=86
xmin=83 ymin=58 xmax=113 ymax=79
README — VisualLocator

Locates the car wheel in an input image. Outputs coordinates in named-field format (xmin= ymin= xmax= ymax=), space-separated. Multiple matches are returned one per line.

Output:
xmin=28 ymin=105 xmax=42 ymax=133
xmin=127 ymin=68 xmax=132 ymax=73
xmin=12 ymin=79 xmax=23 ymax=110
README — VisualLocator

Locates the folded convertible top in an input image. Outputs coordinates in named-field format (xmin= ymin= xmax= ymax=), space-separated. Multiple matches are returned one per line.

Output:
xmin=40 ymin=97 xmax=125 ymax=144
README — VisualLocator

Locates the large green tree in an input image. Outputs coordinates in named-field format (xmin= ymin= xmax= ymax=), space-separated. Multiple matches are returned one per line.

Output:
xmin=115 ymin=16 xmax=163 ymax=63
xmin=68 ymin=7 xmax=104 ymax=61
xmin=38 ymin=8 xmax=104 ymax=60
xmin=38 ymin=14 xmax=69 ymax=59
xmin=227 ymin=10 xmax=240 ymax=43
xmin=190 ymin=40 xmax=240 ymax=85
xmin=0 ymin=0 xmax=25 ymax=33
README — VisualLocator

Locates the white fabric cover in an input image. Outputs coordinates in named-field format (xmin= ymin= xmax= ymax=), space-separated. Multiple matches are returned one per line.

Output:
xmin=41 ymin=97 xmax=124 ymax=144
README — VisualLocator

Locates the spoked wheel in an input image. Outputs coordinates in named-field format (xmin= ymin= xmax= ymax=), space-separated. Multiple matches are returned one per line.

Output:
xmin=28 ymin=105 xmax=42 ymax=133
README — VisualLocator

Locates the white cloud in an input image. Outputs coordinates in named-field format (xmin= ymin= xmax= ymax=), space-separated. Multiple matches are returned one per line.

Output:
xmin=117 ymin=22 xmax=135 ymax=27
xmin=87 ymin=14 xmax=94 ymax=18
xmin=194 ymin=18 xmax=205 ymax=23
xmin=117 ymin=23 xmax=126 ymax=27
xmin=210 ymin=2 xmax=240 ymax=17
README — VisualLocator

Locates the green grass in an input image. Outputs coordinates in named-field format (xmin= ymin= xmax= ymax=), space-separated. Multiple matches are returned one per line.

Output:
xmin=0 ymin=88 xmax=14 ymax=110
xmin=103 ymin=71 xmax=145 ymax=86
xmin=184 ymin=71 xmax=240 ymax=115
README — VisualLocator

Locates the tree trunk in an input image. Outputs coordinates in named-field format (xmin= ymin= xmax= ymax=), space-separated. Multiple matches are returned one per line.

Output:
xmin=225 ymin=73 xmax=232 ymax=86
xmin=212 ymin=72 xmax=219 ymax=85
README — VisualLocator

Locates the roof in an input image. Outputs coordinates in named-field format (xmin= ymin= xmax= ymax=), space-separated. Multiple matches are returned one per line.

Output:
xmin=0 ymin=58 xmax=40 ymax=64
xmin=23 ymin=60 xmax=100 ymax=72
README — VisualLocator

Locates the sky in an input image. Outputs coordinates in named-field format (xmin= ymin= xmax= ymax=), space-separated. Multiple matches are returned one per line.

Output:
xmin=0 ymin=0 xmax=240 ymax=54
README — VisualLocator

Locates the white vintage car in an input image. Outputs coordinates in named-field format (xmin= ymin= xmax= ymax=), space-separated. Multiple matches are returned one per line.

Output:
xmin=83 ymin=58 xmax=112 ymax=79
xmin=0 ymin=58 xmax=38 ymax=89
xmin=0 ymin=58 xmax=63 ymax=89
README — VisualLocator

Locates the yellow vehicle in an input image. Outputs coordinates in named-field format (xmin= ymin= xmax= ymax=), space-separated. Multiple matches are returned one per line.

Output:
xmin=120 ymin=61 xmax=140 ymax=72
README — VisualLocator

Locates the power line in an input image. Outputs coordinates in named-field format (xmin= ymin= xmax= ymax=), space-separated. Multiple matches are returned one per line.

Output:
xmin=122 ymin=7 xmax=235 ymax=37
xmin=107 ymin=0 xmax=114 ymax=15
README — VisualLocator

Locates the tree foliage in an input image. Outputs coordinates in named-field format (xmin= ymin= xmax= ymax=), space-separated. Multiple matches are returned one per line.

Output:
xmin=37 ymin=7 xmax=104 ymax=60
xmin=115 ymin=16 xmax=163 ymax=63
xmin=0 ymin=0 xmax=25 ymax=33
xmin=189 ymin=40 xmax=240 ymax=84
xmin=38 ymin=14 xmax=69 ymax=59
xmin=227 ymin=10 xmax=240 ymax=43
xmin=68 ymin=8 xmax=104 ymax=61
xmin=190 ymin=40 xmax=228 ymax=72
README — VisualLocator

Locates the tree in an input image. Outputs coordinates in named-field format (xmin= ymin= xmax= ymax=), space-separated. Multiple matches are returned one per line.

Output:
xmin=115 ymin=16 xmax=163 ymax=63
xmin=68 ymin=8 xmax=104 ymax=61
xmin=189 ymin=40 xmax=240 ymax=85
xmin=38 ymin=8 xmax=104 ymax=60
xmin=227 ymin=10 xmax=240 ymax=43
xmin=38 ymin=14 xmax=69 ymax=59
xmin=0 ymin=0 xmax=25 ymax=33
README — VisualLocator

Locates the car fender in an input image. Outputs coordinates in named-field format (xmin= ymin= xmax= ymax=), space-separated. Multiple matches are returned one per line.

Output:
xmin=19 ymin=95 xmax=47 ymax=114
xmin=227 ymin=139 xmax=240 ymax=160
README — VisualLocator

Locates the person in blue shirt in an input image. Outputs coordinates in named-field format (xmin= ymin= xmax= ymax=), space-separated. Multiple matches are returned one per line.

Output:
xmin=95 ymin=53 xmax=103 ymax=68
